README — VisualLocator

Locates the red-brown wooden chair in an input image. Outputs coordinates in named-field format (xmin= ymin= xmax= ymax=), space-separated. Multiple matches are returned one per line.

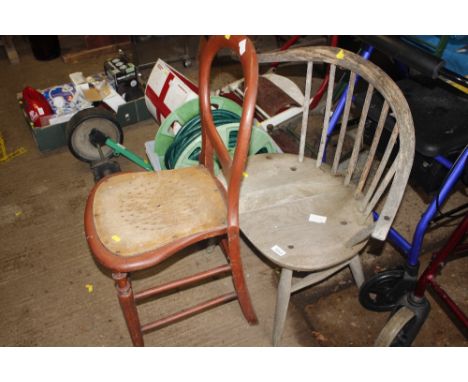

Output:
xmin=84 ymin=35 xmax=258 ymax=346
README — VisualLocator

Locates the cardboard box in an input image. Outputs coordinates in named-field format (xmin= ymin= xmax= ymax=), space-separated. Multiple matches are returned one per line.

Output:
xmin=145 ymin=59 xmax=198 ymax=125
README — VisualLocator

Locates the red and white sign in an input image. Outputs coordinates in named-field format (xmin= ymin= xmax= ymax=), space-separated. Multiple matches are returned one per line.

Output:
xmin=145 ymin=59 xmax=199 ymax=124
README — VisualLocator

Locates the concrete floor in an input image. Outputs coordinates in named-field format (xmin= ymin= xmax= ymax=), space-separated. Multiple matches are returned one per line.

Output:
xmin=0 ymin=36 xmax=466 ymax=347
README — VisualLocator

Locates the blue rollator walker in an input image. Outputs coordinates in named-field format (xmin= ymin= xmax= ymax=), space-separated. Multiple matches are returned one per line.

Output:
xmin=326 ymin=36 xmax=468 ymax=346
xmin=360 ymin=147 xmax=467 ymax=346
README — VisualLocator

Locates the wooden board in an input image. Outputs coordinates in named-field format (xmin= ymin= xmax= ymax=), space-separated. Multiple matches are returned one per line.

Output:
xmin=62 ymin=41 xmax=132 ymax=64
xmin=1 ymin=36 xmax=19 ymax=64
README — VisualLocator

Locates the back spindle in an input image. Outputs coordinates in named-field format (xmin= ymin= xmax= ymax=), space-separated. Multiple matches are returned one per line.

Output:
xmin=316 ymin=63 xmax=336 ymax=167
xmin=360 ymin=121 xmax=400 ymax=212
xmin=298 ymin=61 xmax=314 ymax=163
xmin=344 ymin=83 xmax=374 ymax=186
xmin=355 ymin=100 xmax=390 ymax=196
xmin=364 ymin=159 xmax=397 ymax=216
xmin=332 ymin=71 xmax=357 ymax=175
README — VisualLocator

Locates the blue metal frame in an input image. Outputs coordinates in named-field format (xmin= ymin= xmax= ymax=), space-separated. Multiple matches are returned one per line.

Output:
xmin=373 ymin=147 xmax=467 ymax=264
xmin=407 ymin=147 xmax=467 ymax=265
xmin=434 ymin=155 xmax=454 ymax=170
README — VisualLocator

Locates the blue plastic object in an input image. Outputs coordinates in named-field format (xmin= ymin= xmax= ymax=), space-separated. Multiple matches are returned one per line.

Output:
xmin=406 ymin=36 xmax=468 ymax=76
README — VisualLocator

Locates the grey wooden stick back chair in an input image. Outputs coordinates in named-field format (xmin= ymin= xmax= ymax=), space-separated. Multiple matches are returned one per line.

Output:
xmin=238 ymin=46 xmax=415 ymax=345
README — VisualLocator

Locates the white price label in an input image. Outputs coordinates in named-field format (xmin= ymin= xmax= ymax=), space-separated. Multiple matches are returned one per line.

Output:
xmin=308 ymin=213 xmax=327 ymax=224
xmin=271 ymin=245 xmax=286 ymax=257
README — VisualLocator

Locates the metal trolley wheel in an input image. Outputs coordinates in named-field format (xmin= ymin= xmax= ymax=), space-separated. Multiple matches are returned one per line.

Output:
xmin=66 ymin=107 xmax=123 ymax=163
xmin=374 ymin=306 xmax=417 ymax=346
xmin=359 ymin=269 xmax=406 ymax=312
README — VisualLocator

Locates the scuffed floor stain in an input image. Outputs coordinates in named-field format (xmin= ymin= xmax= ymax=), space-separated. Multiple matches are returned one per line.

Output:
xmin=0 ymin=204 xmax=23 ymax=225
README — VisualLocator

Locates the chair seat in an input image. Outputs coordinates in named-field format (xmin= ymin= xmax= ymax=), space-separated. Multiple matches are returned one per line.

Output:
xmin=239 ymin=153 xmax=371 ymax=271
xmin=90 ymin=166 xmax=227 ymax=257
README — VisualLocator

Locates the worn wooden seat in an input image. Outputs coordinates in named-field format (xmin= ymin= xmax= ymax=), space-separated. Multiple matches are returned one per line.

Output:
xmin=237 ymin=46 xmax=415 ymax=345
xmin=240 ymin=153 xmax=371 ymax=271
xmin=91 ymin=167 xmax=227 ymax=257
xmin=84 ymin=36 xmax=259 ymax=346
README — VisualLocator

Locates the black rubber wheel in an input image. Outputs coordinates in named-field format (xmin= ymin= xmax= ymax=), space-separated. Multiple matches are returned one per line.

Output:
xmin=359 ymin=269 xmax=406 ymax=312
xmin=375 ymin=307 xmax=418 ymax=346
xmin=91 ymin=160 xmax=121 ymax=182
xmin=66 ymin=108 xmax=123 ymax=163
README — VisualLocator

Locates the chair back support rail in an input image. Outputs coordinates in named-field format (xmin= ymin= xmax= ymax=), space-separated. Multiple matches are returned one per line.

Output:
xmin=199 ymin=36 xmax=258 ymax=233
xmin=258 ymin=47 xmax=415 ymax=241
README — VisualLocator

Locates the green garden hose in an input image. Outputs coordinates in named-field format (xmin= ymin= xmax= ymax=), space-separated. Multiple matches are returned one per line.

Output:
xmin=164 ymin=109 xmax=241 ymax=169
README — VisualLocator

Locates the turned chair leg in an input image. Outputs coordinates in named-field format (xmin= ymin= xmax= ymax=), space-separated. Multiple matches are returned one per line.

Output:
xmin=349 ymin=255 xmax=365 ymax=288
xmin=273 ymin=267 xmax=293 ymax=346
xmin=221 ymin=236 xmax=258 ymax=324
xmin=112 ymin=272 xmax=144 ymax=346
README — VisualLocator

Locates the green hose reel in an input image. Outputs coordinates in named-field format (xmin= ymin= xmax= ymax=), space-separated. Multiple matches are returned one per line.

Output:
xmin=154 ymin=96 xmax=279 ymax=170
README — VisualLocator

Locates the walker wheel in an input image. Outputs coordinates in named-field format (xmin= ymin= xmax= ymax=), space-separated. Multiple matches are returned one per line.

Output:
xmin=374 ymin=306 xmax=417 ymax=346
xmin=359 ymin=269 xmax=406 ymax=312
xmin=66 ymin=108 xmax=123 ymax=163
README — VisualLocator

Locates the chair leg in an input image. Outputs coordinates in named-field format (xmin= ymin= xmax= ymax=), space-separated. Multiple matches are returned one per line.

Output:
xmin=222 ymin=236 xmax=258 ymax=325
xmin=112 ymin=272 xmax=144 ymax=347
xmin=273 ymin=268 xmax=293 ymax=346
xmin=349 ymin=255 xmax=365 ymax=288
